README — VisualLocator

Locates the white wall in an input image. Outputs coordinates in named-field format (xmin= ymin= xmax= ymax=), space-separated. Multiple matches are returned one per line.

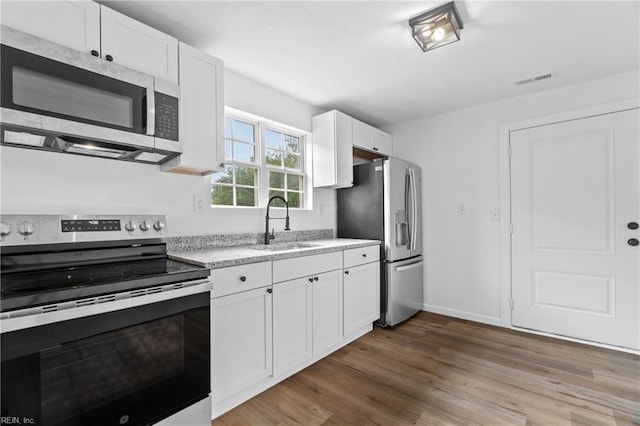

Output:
xmin=0 ymin=70 xmax=336 ymax=237
xmin=387 ymin=70 xmax=640 ymax=326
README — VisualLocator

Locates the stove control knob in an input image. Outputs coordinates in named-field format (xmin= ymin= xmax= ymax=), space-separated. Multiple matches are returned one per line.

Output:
xmin=18 ymin=222 xmax=35 ymax=236
xmin=153 ymin=220 xmax=165 ymax=231
xmin=0 ymin=222 xmax=12 ymax=237
xmin=139 ymin=221 xmax=150 ymax=231
xmin=124 ymin=221 xmax=137 ymax=232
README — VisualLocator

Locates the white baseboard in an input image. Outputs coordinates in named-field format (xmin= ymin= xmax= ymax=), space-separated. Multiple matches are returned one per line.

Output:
xmin=422 ymin=304 xmax=503 ymax=327
xmin=511 ymin=326 xmax=640 ymax=355
xmin=421 ymin=304 xmax=639 ymax=354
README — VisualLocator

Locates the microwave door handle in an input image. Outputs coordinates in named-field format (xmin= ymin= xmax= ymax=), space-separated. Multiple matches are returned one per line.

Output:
xmin=146 ymin=86 xmax=155 ymax=136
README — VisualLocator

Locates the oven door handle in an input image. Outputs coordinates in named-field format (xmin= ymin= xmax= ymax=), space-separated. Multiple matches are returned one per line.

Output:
xmin=0 ymin=279 xmax=212 ymax=334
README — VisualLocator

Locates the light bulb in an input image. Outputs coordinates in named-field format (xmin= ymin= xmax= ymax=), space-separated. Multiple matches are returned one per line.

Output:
xmin=433 ymin=27 xmax=445 ymax=41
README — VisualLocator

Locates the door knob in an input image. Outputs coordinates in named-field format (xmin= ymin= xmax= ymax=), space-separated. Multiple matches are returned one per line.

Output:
xmin=628 ymin=222 xmax=639 ymax=230
xmin=628 ymin=238 xmax=639 ymax=247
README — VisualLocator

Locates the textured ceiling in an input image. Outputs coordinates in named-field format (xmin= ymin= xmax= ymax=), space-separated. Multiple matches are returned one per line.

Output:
xmin=100 ymin=1 xmax=640 ymax=127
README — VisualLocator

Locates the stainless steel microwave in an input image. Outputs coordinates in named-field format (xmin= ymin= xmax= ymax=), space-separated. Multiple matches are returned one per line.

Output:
xmin=0 ymin=25 xmax=181 ymax=165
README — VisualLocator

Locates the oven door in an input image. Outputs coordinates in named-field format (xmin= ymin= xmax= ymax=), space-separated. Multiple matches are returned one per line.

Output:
xmin=1 ymin=287 xmax=210 ymax=426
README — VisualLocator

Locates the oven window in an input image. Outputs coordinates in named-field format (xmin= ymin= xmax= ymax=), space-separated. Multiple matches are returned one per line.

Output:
xmin=41 ymin=316 xmax=183 ymax=425
xmin=13 ymin=67 xmax=134 ymax=128
xmin=1 ymin=294 xmax=210 ymax=426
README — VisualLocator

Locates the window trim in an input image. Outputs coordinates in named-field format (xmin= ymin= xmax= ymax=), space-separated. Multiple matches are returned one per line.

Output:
xmin=211 ymin=108 xmax=312 ymax=210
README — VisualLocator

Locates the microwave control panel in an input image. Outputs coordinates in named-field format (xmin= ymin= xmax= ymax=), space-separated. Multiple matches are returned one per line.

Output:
xmin=155 ymin=93 xmax=179 ymax=141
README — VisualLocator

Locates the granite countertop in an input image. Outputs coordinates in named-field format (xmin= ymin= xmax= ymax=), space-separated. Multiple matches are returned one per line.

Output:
xmin=169 ymin=238 xmax=381 ymax=269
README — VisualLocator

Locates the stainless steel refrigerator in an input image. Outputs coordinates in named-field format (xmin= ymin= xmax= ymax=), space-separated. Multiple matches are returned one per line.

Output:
xmin=337 ymin=157 xmax=423 ymax=327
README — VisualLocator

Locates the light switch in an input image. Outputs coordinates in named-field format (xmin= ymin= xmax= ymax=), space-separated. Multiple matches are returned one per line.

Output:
xmin=490 ymin=208 xmax=500 ymax=221
xmin=457 ymin=202 xmax=467 ymax=214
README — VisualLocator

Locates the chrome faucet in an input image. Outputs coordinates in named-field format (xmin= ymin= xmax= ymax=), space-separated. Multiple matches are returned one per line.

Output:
xmin=265 ymin=195 xmax=290 ymax=244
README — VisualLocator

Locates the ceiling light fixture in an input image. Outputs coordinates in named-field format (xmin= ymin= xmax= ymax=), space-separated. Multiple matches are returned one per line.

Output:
xmin=409 ymin=1 xmax=464 ymax=52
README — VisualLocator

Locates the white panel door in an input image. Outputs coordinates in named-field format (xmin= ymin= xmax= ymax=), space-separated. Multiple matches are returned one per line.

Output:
xmin=511 ymin=108 xmax=639 ymax=349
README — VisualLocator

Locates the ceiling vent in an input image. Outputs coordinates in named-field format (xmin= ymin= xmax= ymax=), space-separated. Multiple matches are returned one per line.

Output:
xmin=515 ymin=73 xmax=553 ymax=86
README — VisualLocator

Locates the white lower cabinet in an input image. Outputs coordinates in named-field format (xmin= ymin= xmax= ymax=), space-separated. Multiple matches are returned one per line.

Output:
xmin=344 ymin=262 xmax=380 ymax=336
xmin=210 ymin=261 xmax=272 ymax=404
xmin=272 ymin=276 xmax=312 ymax=376
xmin=211 ymin=246 xmax=380 ymax=419
xmin=272 ymin=252 xmax=343 ymax=376
xmin=211 ymin=286 xmax=273 ymax=399
xmin=343 ymin=245 xmax=381 ymax=336
xmin=272 ymin=269 xmax=343 ymax=376
xmin=312 ymin=270 xmax=343 ymax=356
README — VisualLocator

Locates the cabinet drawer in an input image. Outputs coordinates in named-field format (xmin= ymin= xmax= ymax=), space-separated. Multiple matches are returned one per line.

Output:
xmin=273 ymin=252 xmax=342 ymax=283
xmin=210 ymin=261 xmax=272 ymax=298
xmin=344 ymin=245 xmax=380 ymax=268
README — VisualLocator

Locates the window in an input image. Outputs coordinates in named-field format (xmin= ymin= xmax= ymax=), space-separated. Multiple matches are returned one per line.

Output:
xmin=211 ymin=117 xmax=259 ymax=207
xmin=211 ymin=111 xmax=308 ymax=208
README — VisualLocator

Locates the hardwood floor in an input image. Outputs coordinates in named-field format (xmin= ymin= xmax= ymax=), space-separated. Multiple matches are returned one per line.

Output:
xmin=212 ymin=311 xmax=640 ymax=425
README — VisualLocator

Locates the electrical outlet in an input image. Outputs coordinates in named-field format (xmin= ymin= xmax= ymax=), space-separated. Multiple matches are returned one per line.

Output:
xmin=489 ymin=208 xmax=500 ymax=222
xmin=457 ymin=201 xmax=467 ymax=214
xmin=193 ymin=196 xmax=206 ymax=213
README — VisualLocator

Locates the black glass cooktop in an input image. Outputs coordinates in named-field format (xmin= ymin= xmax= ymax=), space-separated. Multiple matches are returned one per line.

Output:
xmin=1 ymin=257 xmax=208 ymax=312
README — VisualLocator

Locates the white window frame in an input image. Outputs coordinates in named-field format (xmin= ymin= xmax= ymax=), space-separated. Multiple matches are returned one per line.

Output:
xmin=211 ymin=107 xmax=312 ymax=210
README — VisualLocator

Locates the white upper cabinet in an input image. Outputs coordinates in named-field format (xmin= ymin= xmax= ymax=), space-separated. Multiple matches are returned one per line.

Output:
xmin=312 ymin=110 xmax=392 ymax=188
xmin=372 ymin=128 xmax=393 ymax=156
xmin=0 ymin=1 xmax=100 ymax=54
xmin=100 ymin=6 xmax=178 ymax=83
xmin=352 ymin=118 xmax=374 ymax=151
xmin=353 ymin=118 xmax=392 ymax=156
xmin=312 ymin=110 xmax=354 ymax=188
xmin=161 ymin=42 xmax=224 ymax=175
xmin=101 ymin=6 xmax=178 ymax=83
xmin=1 ymin=1 xmax=178 ymax=83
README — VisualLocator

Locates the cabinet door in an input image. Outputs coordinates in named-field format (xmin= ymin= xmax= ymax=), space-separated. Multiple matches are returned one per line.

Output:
xmin=344 ymin=262 xmax=380 ymax=336
xmin=273 ymin=277 xmax=312 ymax=376
xmin=100 ymin=6 xmax=178 ymax=83
xmin=0 ymin=1 xmax=100 ymax=55
xmin=312 ymin=270 xmax=343 ymax=356
xmin=335 ymin=111 xmax=354 ymax=187
xmin=352 ymin=118 xmax=375 ymax=152
xmin=373 ymin=128 xmax=392 ymax=156
xmin=162 ymin=42 xmax=224 ymax=175
xmin=312 ymin=110 xmax=353 ymax=188
xmin=211 ymin=287 xmax=273 ymax=399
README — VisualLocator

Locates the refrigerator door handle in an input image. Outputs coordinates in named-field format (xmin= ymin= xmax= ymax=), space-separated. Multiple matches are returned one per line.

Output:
xmin=409 ymin=168 xmax=418 ymax=251
xmin=394 ymin=260 xmax=424 ymax=272
xmin=405 ymin=172 xmax=412 ymax=249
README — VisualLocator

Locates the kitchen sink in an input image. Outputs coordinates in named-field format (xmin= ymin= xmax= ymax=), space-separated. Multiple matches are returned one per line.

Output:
xmin=250 ymin=242 xmax=320 ymax=252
